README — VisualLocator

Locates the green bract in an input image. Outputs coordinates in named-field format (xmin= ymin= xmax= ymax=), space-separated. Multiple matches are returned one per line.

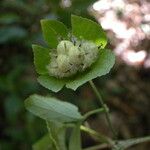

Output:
xmin=33 ymin=15 xmax=115 ymax=92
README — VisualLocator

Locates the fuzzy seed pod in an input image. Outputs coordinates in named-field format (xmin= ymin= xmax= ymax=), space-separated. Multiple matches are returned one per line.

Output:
xmin=57 ymin=54 xmax=71 ymax=73
xmin=69 ymin=46 xmax=84 ymax=65
xmin=81 ymin=41 xmax=99 ymax=69
xmin=57 ymin=40 xmax=74 ymax=54
xmin=47 ymin=57 xmax=59 ymax=77
xmin=47 ymin=40 xmax=99 ymax=78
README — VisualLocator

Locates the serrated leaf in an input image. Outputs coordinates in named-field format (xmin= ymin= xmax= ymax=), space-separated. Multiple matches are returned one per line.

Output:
xmin=32 ymin=45 xmax=50 ymax=75
xmin=25 ymin=94 xmax=83 ymax=123
xmin=66 ymin=49 xmax=115 ymax=90
xmin=37 ymin=75 xmax=65 ymax=92
xmin=33 ymin=134 xmax=52 ymax=150
xmin=69 ymin=123 xmax=82 ymax=150
xmin=71 ymin=15 xmax=107 ymax=48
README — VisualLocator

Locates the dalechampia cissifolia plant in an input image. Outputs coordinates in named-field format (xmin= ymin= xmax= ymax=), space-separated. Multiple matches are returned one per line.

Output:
xmin=25 ymin=15 xmax=150 ymax=150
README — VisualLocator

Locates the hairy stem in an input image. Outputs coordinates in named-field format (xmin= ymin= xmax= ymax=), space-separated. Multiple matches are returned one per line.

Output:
xmin=89 ymin=80 xmax=117 ymax=139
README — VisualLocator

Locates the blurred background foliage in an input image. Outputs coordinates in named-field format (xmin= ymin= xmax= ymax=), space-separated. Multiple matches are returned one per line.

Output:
xmin=0 ymin=0 xmax=97 ymax=149
xmin=0 ymin=0 xmax=149 ymax=150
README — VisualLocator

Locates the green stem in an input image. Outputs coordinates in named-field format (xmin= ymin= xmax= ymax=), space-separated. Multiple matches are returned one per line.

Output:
xmin=80 ymin=125 xmax=113 ymax=145
xmin=89 ymin=80 xmax=117 ymax=139
xmin=119 ymin=135 xmax=150 ymax=149
xmin=83 ymin=108 xmax=105 ymax=120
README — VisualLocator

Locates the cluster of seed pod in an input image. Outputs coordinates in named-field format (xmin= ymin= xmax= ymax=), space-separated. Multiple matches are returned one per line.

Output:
xmin=47 ymin=40 xmax=99 ymax=78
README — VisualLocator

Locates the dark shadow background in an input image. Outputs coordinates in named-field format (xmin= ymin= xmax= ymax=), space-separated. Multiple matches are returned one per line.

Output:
xmin=0 ymin=0 xmax=150 ymax=150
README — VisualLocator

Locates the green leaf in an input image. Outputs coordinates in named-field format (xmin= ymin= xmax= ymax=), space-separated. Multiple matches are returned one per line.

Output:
xmin=25 ymin=94 xmax=83 ymax=123
xmin=71 ymin=15 xmax=107 ymax=48
xmin=66 ymin=49 xmax=115 ymax=90
xmin=32 ymin=45 xmax=50 ymax=75
xmin=46 ymin=121 xmax=67 ymax=150
xmin=41 ymin=21 xmax=58 ymax=48
xmin=41 ymin=19 xmax=68 ymax=48
xmin=113 ymin=136 xmax=150 ymax=150
xmin=42 ymin=20 xmax=68 ymax=38
xmin=37 ymin=75 xmax=65 ymax=92
xmin=69 ymin=122 xmax=82 ymax=150
xmin=33 ymin=134 xmax=52 ymax=150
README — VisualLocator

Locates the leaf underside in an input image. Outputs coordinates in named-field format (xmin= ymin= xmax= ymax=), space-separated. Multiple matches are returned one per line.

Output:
xmin=25 ymin=94 xmax=83 ymax=123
